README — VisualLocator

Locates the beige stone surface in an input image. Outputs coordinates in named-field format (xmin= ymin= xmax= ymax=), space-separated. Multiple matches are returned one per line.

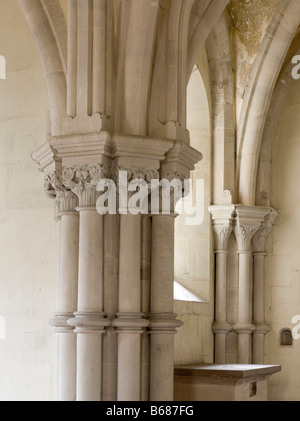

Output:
xmin=264 ymin=78 xmax=300 ymax=401
xmin=0 ymin=0 xmax=56 ymax=401
xmin=1 ymin=0 xmax=300 ymax=402
xmin=174 ymin=364 xmax=281 ymax=401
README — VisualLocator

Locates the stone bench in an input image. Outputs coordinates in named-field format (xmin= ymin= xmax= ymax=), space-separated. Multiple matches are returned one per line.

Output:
xmin=174 ymin=364 xmax=281 ymax=401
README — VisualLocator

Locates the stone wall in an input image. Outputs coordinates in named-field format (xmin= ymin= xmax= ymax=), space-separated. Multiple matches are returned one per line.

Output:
xmin=265 ymin=79 xmax=300 ymax=401
xmin=0 ymin=0 xmax=56 ymax=401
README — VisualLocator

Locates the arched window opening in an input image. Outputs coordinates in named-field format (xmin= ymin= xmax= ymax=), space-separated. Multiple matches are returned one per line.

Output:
xmin=174 ymin=57 xmax=212 ymax=303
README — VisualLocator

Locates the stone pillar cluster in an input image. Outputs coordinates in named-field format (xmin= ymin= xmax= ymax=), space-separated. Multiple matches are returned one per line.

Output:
xmin=209 ymin=205 xmax=277 ymax=365
xmin=210 ymin=205 xmax=235 ymax=365
xmin=46 ymin=172 xmax=79 ymax=401
xmin=34 ymin=133 xmax=201 ymax=402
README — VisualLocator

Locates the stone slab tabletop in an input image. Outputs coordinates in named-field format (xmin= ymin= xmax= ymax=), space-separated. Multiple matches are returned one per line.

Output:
xmin=174 ymin=364 xmax=281 ymax=378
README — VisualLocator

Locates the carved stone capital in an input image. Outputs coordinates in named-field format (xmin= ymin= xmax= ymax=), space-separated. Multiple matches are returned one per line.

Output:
xmin=62 ymin=164 xmax=110 ymax=207
xmin=234 ymin=223 xmax=260 ymax=252
xmin=209 ymin=205 xmax=236 ymax=251
xmin=212 ymin=224 xmax=233 ymax=252
xmin=111 ymin=167 xmax=159 ymax=189
xmin=110 ymin=167 xmax=188 ymax=215
xmin=160 ymin=171 xmax=187 ymax=183
xmin=252 ymin=221 xmax=272 ymax=253
xmin=252 ymin=208 xmax=278 ymax=253
xmin=56 ymin=190 xmax=79 ymax=214
xmin=155 ymin=172 xmax=188 ymax=214
xmin=234 ymin=205 xmax=270 ymax=252
xmin=110 ymin=167 xmax=160 ymax=214
xmin=44 ymin=171 xmax=78 ymax=213
xmin=44 ymin=171 xmax=59 ymax=200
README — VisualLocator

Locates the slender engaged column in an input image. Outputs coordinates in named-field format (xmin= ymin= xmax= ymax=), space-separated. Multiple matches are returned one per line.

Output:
xmin=102 ymin=214 xmax=119 ymax=401
xmin=252 ymin=250 xmax=268 ymax=364
xmin=233 ymin=219 xmax=258 ymax=364
xmin=214 ymin=250 xmax=230 ymax=362
xmin=141 ymin=215 xmax=152 ymax=401
xmin=113 ymin=213 xmax=149 ymax=401
xmin=149 ymin=214 xmax=182 ymax=402
xmin=67 ymin=0 xmax=77 ymax=117
xmin=210 ymin=206 xmax=235 ymax=364
xmin=55 ymin=208 xmax=79 ymax=401
xmin=233 ymin=206 xmax=269 ymax=364
xmin=46 ymin=173 xmax=79 ymax=401
xmin=252 ymin=211 xmax=277 ymax=363
xmin=235 ymin=247 xmax=254 ymax=363
xmin=63 ymin=164 xmax=111 ymax=401
xmin=73 ymin=207 xmax=110 ymax=401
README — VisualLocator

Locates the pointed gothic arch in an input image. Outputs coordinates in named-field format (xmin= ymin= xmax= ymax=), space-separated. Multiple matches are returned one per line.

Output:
xmin=18 ymin=0 xmax=67 ymax=136
xmin=175 ymin=51 xmax=212 ymax=302
xmin=237 ymin=0 xmax=300 ymax=206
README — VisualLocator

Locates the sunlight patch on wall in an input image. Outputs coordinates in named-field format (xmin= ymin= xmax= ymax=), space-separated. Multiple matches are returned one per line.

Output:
xmin=174 ymin=281 xmax=204 ymax=303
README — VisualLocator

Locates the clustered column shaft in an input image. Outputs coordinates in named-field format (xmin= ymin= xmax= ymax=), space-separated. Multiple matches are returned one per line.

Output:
xmin=210 ymin=206 xmax=235 ymax=364
xmin=55 ymin=207 xmax=79 ymax=401
xmin=210 ymin=205 xmax=276 ymax=365
xmin=71 ymin=207 xmax=108 ymax=401
xmin=47 ymin=164 xmax=184 ymax=401
xmin=102 ymin=213 xmax=119 ymax=401
xmin=113 ymin=213 xmax=149 ymax=401
xmin=64 ymin=165 xmax=111 ymax=402
xmin=46 ymin=174 xmax=79 ymax=402
xmin=140 ymin=215 xmax=152 ymax=401
xmin=149 ymin=214 xmax=182 ymax=401
xmin=252 ymin=213 xmax=277 ymax=363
